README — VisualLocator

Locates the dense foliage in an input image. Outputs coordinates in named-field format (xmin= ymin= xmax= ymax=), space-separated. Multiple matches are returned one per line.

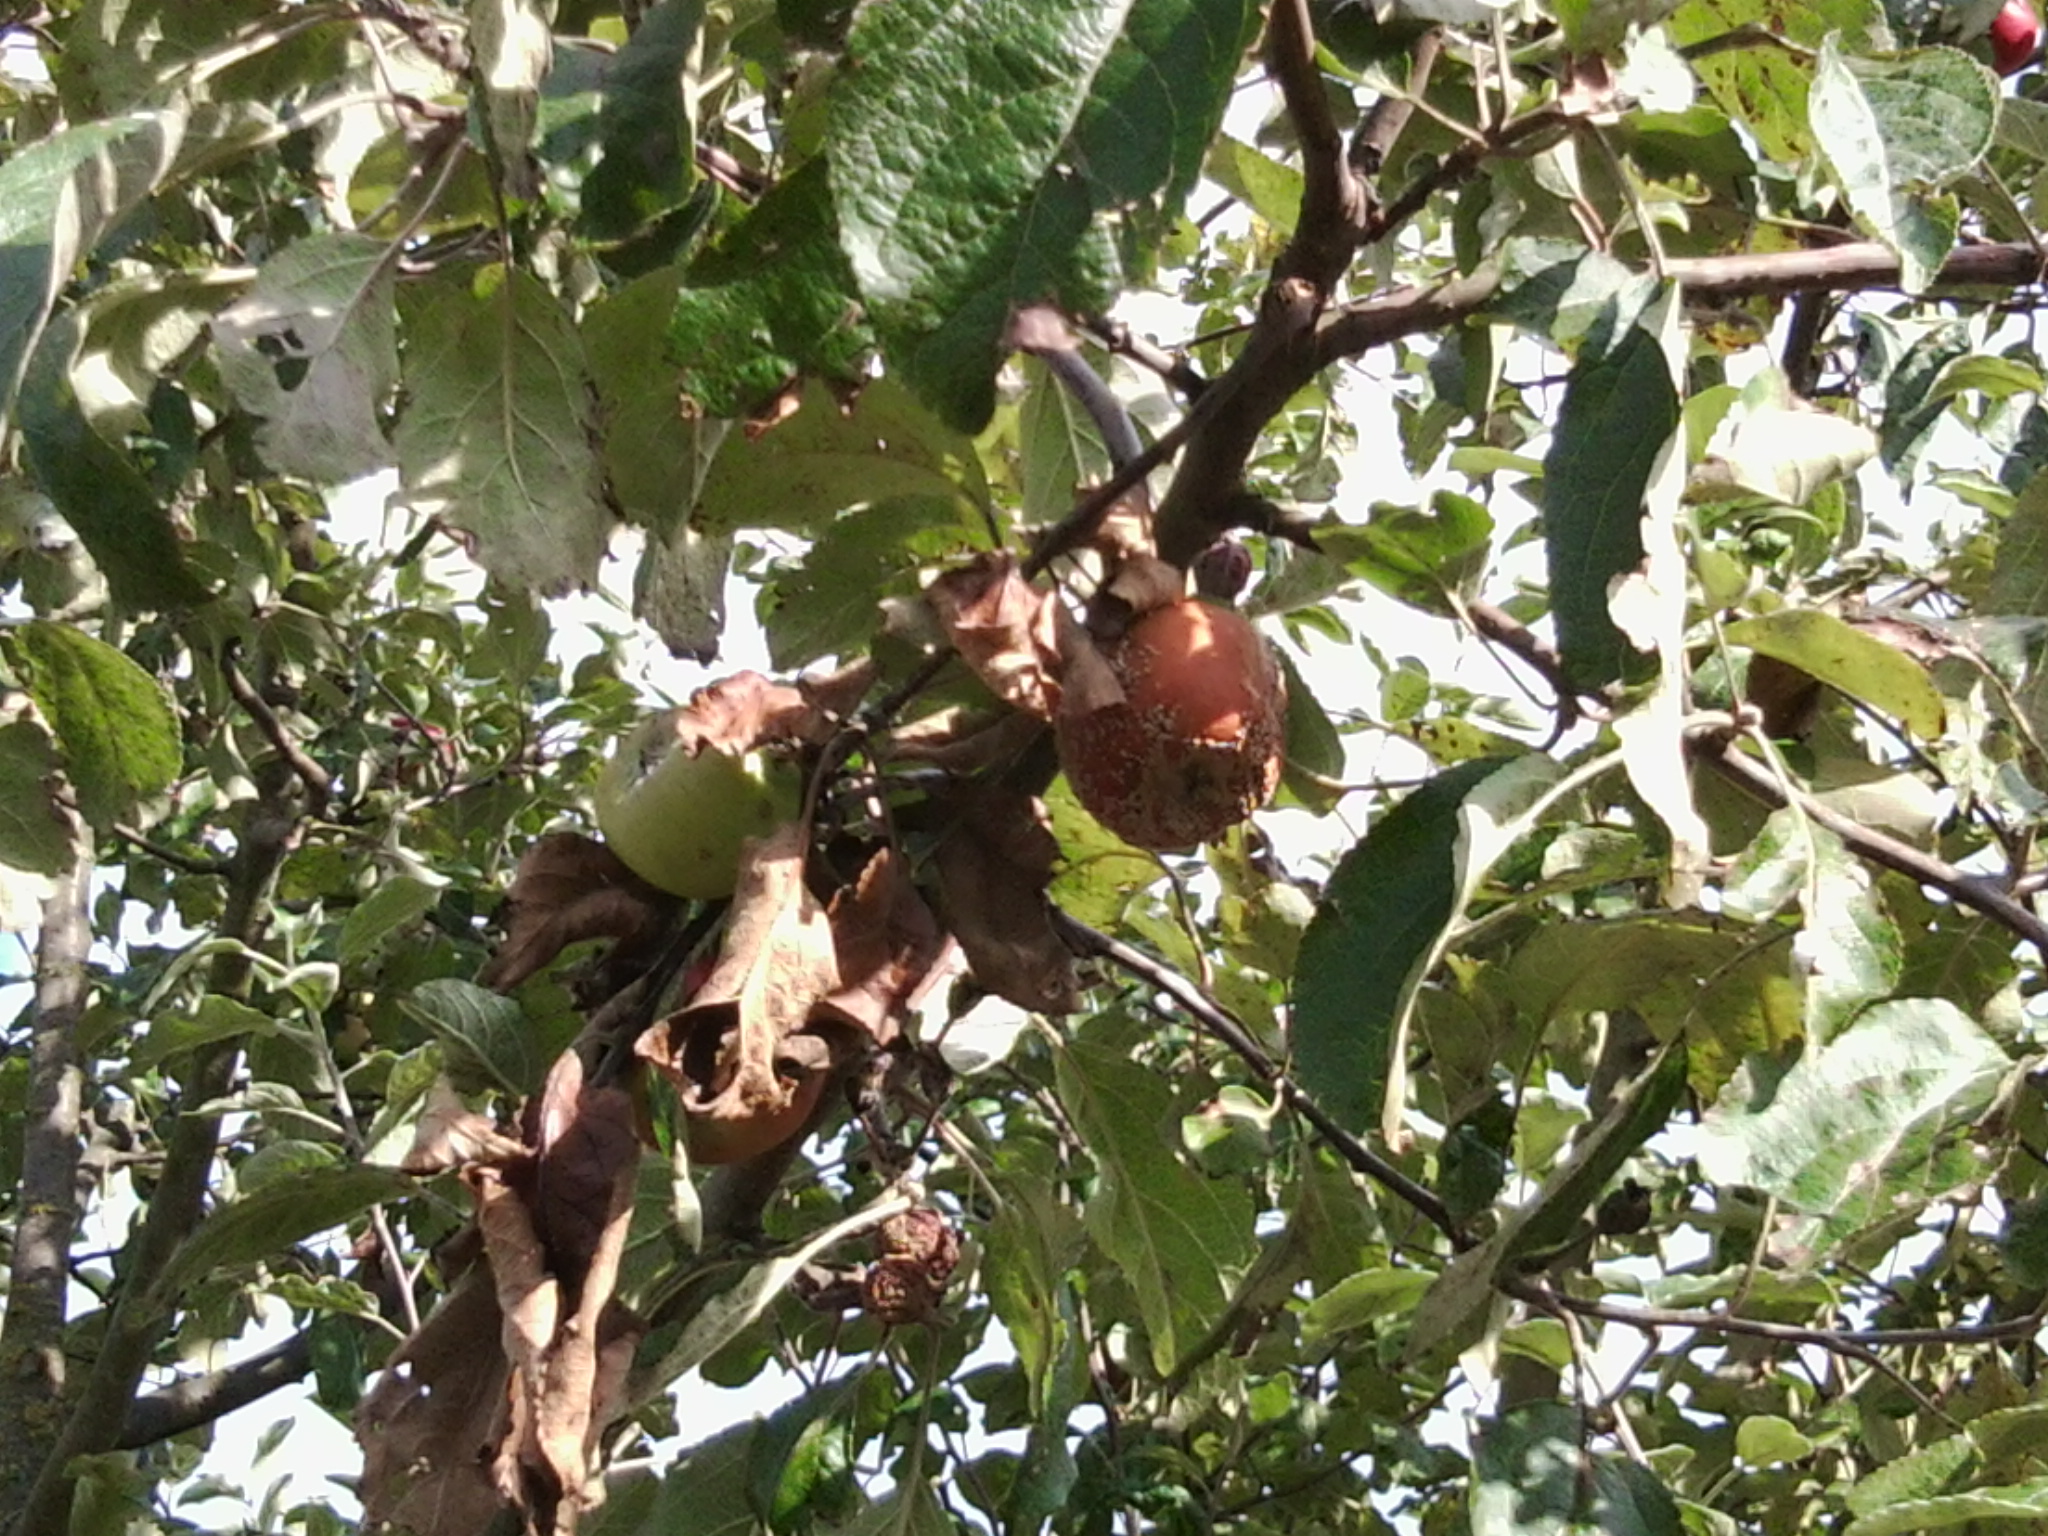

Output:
xmin=11 ymin=1 xmax=2048 ymax=1533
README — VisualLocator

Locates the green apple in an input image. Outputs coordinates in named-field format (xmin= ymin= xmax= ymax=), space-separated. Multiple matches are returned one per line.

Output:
xmin=594 ymin=710 xmax=801 ymax=899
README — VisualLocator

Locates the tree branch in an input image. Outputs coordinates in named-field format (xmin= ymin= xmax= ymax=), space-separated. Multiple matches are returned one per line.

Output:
xmin=115 ymin=1333 xmax=315 ymax=1450
xmin=0 ymin=832 xmax=92 ymax=1512
xmin=1049 ymin=908 xmax=1462 ymax=1244
xmin=1154 ymin=239 xmax=2048 ymax=565
xmin=1268 ymin=0 xmax=1367 ymax=290
xmin=1696 ymin=735 xmax=2048 ymax=959
xmin=11 ymin=766 xmax=306 ymax=1534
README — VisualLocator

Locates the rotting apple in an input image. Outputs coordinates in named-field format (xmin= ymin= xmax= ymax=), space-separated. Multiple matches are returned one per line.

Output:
xmin=1057 ymin=597 xmax=1286 ymax=851
xmin=1993 ymin=0 xmax=2042 ymax=74
xmin=594 ymin=709 xmax=801 ymax=900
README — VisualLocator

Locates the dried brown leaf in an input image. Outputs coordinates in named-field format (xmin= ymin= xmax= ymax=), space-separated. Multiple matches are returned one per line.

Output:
xmin=355 ymin=1267 xmax=513 ymax=1535
xmin=1102 ymin=553 xmax=1186 ymax=616
xmin=926 ymin=554 xmax=1066 ymax=719
xmin=478 ymin=832 xmax=673 ymax=993
xmin=930 ymin=785 xmax=1080 ymax=1014
xmin=475 ymin=1051 xmax=643 ymax=1534
xmin=635 ymin=825 xmax=841 ymax=1126
xmin=879 ymin=707 xmax=1048 ymax=775
xmin=400 ymin=1080 xmax=527 ymax=1175
xmin=814 ymin=849 xmax=949 ymax=1044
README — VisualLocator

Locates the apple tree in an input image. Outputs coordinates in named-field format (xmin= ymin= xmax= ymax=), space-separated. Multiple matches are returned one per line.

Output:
xmin=8 ymin=1 xmax=2048 ymax=1533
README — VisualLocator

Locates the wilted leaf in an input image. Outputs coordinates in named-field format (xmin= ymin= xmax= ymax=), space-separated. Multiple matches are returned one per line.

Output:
xmin=356 ymin=1268 xmax=513 ymax=1534
xmin=814 ymin=849 xmax=950 ymax=1044
xmin=470 ymin=0 xmax=553 ymax=200
xmin=929 ymin=783 xmax=1080 ymax=1014
xmin=479 ymin=832 xmax=676 ymax=993
xmin=925 ymin=555 xmax=1068 ymax=720
xmin=1693 ymin=369 xmax=1879 ymax=506
xmin=477 ymin=1052 xmax=643 ymax=1531
xmin=211 ymin=232 xmax=397 ymax=484
xmin=154 ymin=1163 xmax=416 ymax=1302
xmin=400 ymin=1079 xmax=527 ymax=1176
xmin=395 ymin=263 xmax=609 ymax=597
xmin=636 ymin=825 xmax=841 ymax=1127
xmin=636 ymin=522 xmax=732 ymax=665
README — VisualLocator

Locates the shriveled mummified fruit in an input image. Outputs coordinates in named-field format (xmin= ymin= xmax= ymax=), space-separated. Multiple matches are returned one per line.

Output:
xmin=1057 ymin=598 xmax=1285 ymax=850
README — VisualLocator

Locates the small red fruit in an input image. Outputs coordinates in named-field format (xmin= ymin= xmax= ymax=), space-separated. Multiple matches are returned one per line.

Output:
xmin=1992 ymin=0 xmax=2041 ymax=75
xmin=1057 ymin=598 xmax=1285 ymax=851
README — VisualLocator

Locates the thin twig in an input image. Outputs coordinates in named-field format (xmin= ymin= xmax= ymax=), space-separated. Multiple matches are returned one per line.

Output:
xmin=221 ymin=642 xmax=332 ymax=812
xmin=1697 ymin=734 xmax=2048 ymax=960
xmin=1050 ymin=909 xmax=1462 ymax=1243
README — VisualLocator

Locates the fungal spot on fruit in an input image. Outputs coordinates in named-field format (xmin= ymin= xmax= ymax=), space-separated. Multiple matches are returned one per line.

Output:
xmin=1056 ymin=598 xmax=1285 ymax=851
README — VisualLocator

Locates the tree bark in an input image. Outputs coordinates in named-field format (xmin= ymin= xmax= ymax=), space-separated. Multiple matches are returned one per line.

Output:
xmin=0 ymin=836 xmax=94 ymax=1513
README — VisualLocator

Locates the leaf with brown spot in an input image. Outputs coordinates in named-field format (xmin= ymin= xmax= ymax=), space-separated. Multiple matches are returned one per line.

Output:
xmin=400 ymin=1080 xmax=527 ymax=1175
xmin=926 ymin=553 xmax=1067 ymax=719
xmin=929 ymin=784 xmax=1080 ymax=1014
xmin=355 ymin=1266 xmax=513 ymax=1534
xmin=478 ymin=832 xmax=674 ymax=993
xmin=814 ymin=848 xmax=951 ymax=1044
xmin=635 ymin=825 xmax=841 ymax=1132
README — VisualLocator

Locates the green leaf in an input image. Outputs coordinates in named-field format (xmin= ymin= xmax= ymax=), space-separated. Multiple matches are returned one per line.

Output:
xmin=1723 ymin=609 xmax=1945 ymax=738
xmin=1667 ymin=0 xmax=1883 ymax=165
xmin=1844 ymin=1480 xmax=2048 ymax=1536
xmin=1809 ymin=38 xmax=1997 ymax=292
xmin=985 ymin=1145 xmax=1086 ymax=1413
xmin=6 ymin=619 xmax=182 ymax=831
xmin=1736 ymin=1415 xmax=1814 ymax=1466
xmin=1053 ymin=1033 xmax=1257 ymax=1377
xmin=398 ymin=977 xmax=541 ymax=1096
xmin=1275 ymin=649 xmax=1344 ymax=812
xmin=153 ymin=1163 xmax=415 ymax=1302
xmin=592 ymin=1422 xmax=761 ymax=1536
xmin=580 ymin=0 xmax=704 ymax=240
xmin=1724 ymin=814 xmax=1902 ymax=1040
xmin=0 ymin=112 xmax=187 ymax=441
xmin=1696 ymin=998 xmax=2009 ymax=1241
xmin=1298 ymin=1268 xmax=1434 ymax=1347
xmin=757 ymin=496 xmax=976 ymax=670
xmin=338 ymin=874 xmax=444 ymax=966
xmin=671 ymin=158 xmax=874 ymax=416
xmin=1307 ymin=493 xmax=1494 ymax=617
xmin=1845 ymin=1433 xmax=1976 ymax=1516
xmin=1986 ymin=469 xmax=2048 ymax=616
xmin=132 ymin=994 xmax=278 ymax=1073
xmin=211 ymin=233 xmax=398 ymax=485
xmin=16 ymin=313 xmax=213 ymax=610
xmin=1290 ymin=758 xmax=1514 ymax=1134
xmin=828 ymin=0 xmax=1257 ymax=430
xmin=1202 ymin=136 xmax=1303 ymax=236
xmin=1470 ymin=1402 xmax=1685 ymax=1536
xmin=636 ymin=521 xmax=733 ymax=665
xmin=696 ymin=378 xmax=990 ymax=535
xmin=0 ymin=720 xmax=76 ymax=876
xmin=470 ymin=0 xmax=553 ymax=197
xmin=1542 ymin=286 xmax=1681 ymax=690
xmin=585 ymin=266 xmax=720 ymax=538
xmin=394 ymin=263 xmax=609 ymax=597
xmin=1693 ymin=368 xmax=1878 ymax=507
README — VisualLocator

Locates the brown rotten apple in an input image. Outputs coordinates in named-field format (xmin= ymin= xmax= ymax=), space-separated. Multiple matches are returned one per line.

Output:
xmin=1057 ymin=598 xmax=1285 ymax=850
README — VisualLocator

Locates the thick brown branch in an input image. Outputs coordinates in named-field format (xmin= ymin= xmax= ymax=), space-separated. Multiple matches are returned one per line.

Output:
xmin=1050 ymin=908 xmax=1462 ymax=1244
xmin=1269 ymin=0 xmax=1366 ymax=289
xmin=0 ymin=834 xmax=92 ymax=1512
xmin=1698 ymin=736 xmax=2048 ymax=960
xmin=116 ymin=1333 xmax=314 ymax=1450
xmin=1155 ymin=240 xmax=2048 ymax=565
xmin=11 ymin=788 xmax=302 ymax=1536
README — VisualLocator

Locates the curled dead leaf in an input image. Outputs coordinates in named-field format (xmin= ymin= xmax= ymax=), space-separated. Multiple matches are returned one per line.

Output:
xmin=635 ymin=825 xmax=841 ymax=1135
xmin=926 ymin=554 xmax=1067 ymax=719
xmin=928 ymin=784 xmax=1080 ymax=1014
xmin=400 ymin=1079 xmax=527 ymax=1175
xmin=814 ymin=848 xmax=951 ymax=1045
xmin=478 ymin=832 xmax=674 ymax=993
